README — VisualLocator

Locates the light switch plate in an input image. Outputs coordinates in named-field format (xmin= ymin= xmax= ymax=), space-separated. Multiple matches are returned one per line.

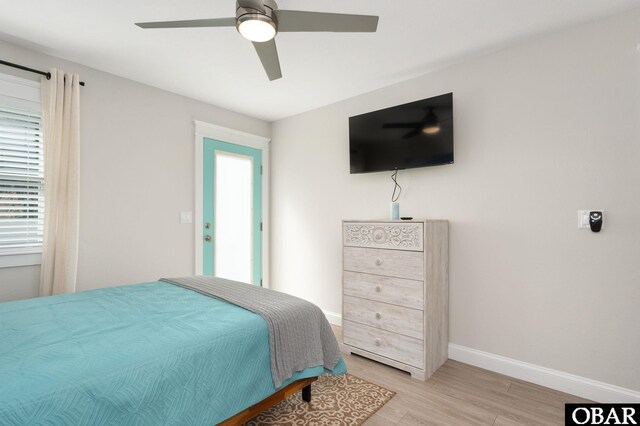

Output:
xmin=180 ymin=211 xmax=193 ymax=224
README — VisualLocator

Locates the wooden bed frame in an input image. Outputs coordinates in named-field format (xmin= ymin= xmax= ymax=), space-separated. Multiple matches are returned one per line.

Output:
xmin=218 ymin=377 xmax=317 ymax=425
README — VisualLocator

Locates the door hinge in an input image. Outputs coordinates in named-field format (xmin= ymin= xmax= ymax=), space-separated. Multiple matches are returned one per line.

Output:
xmin=260 ymin=165 xmax=263 ymax=175
xmin=260 ymin=222 xmax=263 ymax=231
xmin=260 ymin=279 xmax=263 ymax=286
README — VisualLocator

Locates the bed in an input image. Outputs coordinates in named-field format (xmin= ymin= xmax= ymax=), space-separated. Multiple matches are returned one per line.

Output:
xmin=0 ymin=280 xmax=346 ymax=425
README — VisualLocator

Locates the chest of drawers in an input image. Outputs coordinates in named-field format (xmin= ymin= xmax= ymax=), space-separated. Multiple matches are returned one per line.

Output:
xmin=341 ymin=220 xmax=448 ymax=380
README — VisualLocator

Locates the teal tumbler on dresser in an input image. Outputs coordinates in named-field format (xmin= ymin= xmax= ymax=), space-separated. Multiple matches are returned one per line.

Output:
xmin=390 ymin=202 xmax=399 ymax=220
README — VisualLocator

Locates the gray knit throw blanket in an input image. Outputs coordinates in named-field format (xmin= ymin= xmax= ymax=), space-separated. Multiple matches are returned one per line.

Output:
xmin=160 ymin=276 xmax=341 ymax=388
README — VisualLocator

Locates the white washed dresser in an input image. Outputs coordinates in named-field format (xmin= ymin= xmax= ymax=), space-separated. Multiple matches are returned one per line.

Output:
xmin=341 ymin=220 xmax=449 ymax=380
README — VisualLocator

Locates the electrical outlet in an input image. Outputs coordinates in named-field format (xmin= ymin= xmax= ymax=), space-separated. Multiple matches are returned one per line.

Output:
xmin=578 ymin=211 xmax=590 ymax=229
xmin=578 ymin=210 xmax=603 ymax=230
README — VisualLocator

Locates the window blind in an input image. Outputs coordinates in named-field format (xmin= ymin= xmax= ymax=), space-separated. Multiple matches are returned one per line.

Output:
xmin=0 ymin=105 xmax=44 ymax=254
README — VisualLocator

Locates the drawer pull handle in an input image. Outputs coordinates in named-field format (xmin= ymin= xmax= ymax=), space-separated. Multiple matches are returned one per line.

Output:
xmin=375 ymin=312 xmax=382 ymax=320
xmin=375 ymin=285 xmax=381 ymax=293
xmin=375 ymin=338 xmax=382 ymax=346
xmin=375 ymin=259 xmax=382 ymax=266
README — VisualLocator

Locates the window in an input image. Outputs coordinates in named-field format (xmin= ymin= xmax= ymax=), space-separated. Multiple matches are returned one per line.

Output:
xmin=0 ymin=73 xmax=43 ymax=268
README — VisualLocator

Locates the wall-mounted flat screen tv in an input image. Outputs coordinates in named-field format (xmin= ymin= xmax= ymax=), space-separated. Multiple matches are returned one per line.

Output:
xmin=349 ymin=92 xmax=453 ymax=174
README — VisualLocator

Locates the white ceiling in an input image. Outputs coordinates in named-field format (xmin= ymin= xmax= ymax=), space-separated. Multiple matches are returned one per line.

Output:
xmin=1 ymin=0 xmax=638 ymax=121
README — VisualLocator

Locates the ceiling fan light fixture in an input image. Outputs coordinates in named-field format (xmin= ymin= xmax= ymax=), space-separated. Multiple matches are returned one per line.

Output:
xmin=136 ymin=0 xmax=378 ymax=81
xmin=237 ymin=14 xmax=277 ymax=42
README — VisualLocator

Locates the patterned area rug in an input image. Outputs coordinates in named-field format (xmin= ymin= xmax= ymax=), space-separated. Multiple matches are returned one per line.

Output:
xmin=245 ymin=374 xmax=395 ymax=425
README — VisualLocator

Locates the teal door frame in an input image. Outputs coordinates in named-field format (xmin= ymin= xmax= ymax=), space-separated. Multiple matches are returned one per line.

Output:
xmin=203 ymin=138 xmax=262 ymax=286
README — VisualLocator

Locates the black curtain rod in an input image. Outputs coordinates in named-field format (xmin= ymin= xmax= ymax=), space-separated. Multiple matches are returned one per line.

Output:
xmin=0 ymin=59 xmax=86 ymax=86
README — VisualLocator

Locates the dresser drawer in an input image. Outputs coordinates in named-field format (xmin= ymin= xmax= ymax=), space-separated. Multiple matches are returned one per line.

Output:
xmin=343 ymin=321 xmax=424 ymax=368
xmin=343 ymin=222 xmax=424 ymax=251
xmin=343 ymin=296 xmax=423 ymax=339
xmin=344 ymin=246 xmax=424 ymax=281
xmin=343 ymin=271 xmax=423 ymax=310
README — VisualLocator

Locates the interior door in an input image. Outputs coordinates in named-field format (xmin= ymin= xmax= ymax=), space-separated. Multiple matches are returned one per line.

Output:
xmin=203 ymin=138 xmax=262 ymax=285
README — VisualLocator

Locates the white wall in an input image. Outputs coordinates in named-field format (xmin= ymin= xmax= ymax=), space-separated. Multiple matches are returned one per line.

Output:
xmin=0 ymin=39 xmax=270 ymax=301
xmin=271 ymin=10 xmax=640 ymax=392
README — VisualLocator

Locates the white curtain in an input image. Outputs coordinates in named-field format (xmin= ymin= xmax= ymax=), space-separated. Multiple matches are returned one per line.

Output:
xmin=39 ymin=69 xmax=81 ymax=296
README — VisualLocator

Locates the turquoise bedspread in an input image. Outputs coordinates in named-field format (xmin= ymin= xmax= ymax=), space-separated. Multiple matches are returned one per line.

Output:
xmin=0 ymin=282 xmax=346 ymax=425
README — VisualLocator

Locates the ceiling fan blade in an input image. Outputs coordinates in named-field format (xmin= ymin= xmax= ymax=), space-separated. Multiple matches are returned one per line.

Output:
xmin=252 ymin=39 xmax=282 ymax=81
xmin=237 ymin=0 xmax=265 ymax=13
xmin=403 ymin=128 xmax=422 ymax=139
xmin=135 ymin=18 xmax=236 ymax=29
xmin=275 ymin=10 xmax=379 ymax=32
xmin=383 ymin=123 xmax=421 ymax=129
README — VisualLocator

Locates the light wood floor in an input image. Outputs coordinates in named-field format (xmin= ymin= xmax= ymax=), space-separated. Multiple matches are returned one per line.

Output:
xmin=332 ymin=326 xmax=590 ymax=425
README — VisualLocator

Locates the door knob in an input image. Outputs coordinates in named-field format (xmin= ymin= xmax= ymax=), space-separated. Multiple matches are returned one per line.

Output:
xmin=204 ymin=235 xmax=212 ymax=241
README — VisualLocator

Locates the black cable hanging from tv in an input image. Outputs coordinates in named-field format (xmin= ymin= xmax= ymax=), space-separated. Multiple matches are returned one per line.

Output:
xmin=0 ymin=59 xmax=85 ymax=86
xmin=391 ymin=169 xmax=401 ymax=202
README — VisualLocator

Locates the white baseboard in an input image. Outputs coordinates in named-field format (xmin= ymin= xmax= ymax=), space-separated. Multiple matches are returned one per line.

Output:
xmin=448 ymin=343 xmax=640 ymax=403
xmin=323 ymin=310 xmax=342 ymax=327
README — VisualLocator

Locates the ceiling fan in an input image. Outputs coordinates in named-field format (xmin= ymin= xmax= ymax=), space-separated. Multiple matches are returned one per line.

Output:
xmin=382 ymin=107 xmax=451 ymax=139
xmin=135 ymin=0 xmax=379 ymax=81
